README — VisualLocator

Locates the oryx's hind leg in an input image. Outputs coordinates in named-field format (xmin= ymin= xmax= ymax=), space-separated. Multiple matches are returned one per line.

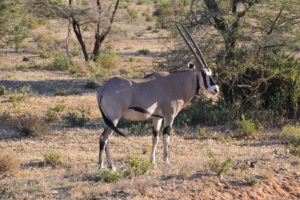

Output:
xmin=99 ymin=119 xmax=119 ymax=170
xmin=162 ymin=115 xmax=175 ymax=168
xmin=150 ymin=118 xmax=162 ymax=166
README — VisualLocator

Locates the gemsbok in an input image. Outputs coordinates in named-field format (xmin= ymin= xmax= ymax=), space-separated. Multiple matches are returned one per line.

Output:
xmin=96 ymin=23 xmax=219 ymax=169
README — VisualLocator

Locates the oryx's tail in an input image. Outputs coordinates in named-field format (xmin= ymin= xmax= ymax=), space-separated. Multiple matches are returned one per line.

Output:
xmin=99 ymin=97 xmax=127 ymax=137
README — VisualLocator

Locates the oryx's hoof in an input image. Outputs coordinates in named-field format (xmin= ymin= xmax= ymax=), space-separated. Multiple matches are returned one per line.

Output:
xmin=108 ymin=166 xmax=116 ymax=171
xmin=98 ymin=163 xmax=105 ymax=169
xmin=163 ymin=161 xmax=173 ymax=168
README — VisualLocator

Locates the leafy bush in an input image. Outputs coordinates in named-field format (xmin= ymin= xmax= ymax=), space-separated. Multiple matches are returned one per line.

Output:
xmin=206 ymin=157 xmax=233 ymax=176
xmin=46 ymin=54 xmax=73 ymax=71
xmin=43 ymin=153 xmax=62 ymax=166
xmin=0 ymin=85 xmax=8 ymax=96
xmin=9 ymin=93 xmax=25 ymax=107
xmin=235 ymin=118 xmax=258 ymax=137
xmin=85 ymin=81 xmax=99 ymax=89
xmin=0 ymin=151 xmax=20 ymax=174
xmin=282 ymin=125 xmax=300 ymax=156
xmin=175 ymin=97 xmax=233 ymax=126
xmin=244 ymin=176 xmax=259 ymax=186
xmin=63 ymin=111 xmax=88 ymax=127
xmin=96 ymin=50 xmax=119 ymax=70
xmin=126 ymin=156 xmax=153 ymax=177
xmin=95 ymin=169 xmax=123 ymax=183
xmin=16 ymin=114 xmax=50 ymax=137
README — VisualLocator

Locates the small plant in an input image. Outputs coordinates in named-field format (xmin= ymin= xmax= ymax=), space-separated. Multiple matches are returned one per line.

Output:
xmin=51 ymin=104 xmax=68 ymax=113
xmin=54 ymin=89 xmax=69 ymax=96
xmin=96 ymin=50 xmax=119 ymax=70
xmin=16 ymin=114 xmax=50 ymax=137
xmin=0 ymin=186 xmax=6 ymax=194
xmin=46 ymin=54 xmax=72 ymax=71
xmin=198 ymin=128 xmax=207 ymax=137
xmin=129 ymin=57 xmax=140 ymax=62
xmin=282 ymin=125 xmax=300 ymax=156
xmin=206 ymin=157 xmax=233 ymax=176
xmin=44 ymin=110 xmax=59 ymax=124
xmin=0 ymin=111 xmax=11 ymax=122
xmin=9 ymin=93 xmax=25 ymax=107
xmin=95 ymin=169 xmax=123 ymax=183
xmin=138 ymin=49 xmax=151 ymax=55
xmin=235 ymin=117 xmax=257 ymax=137
xmin=43 ymin=153 xmax=62 ymax=166
xmin=126 ymin=156 xmax=153 ymax=177
xmin=0 ymin=151 xmax=20 ymax=174
xmin=0 ymin=85 xmax=8 ymax=96
xmin=63 ymin=111 xmax=88 ymax=127
xmin=85 ymin=81 xmax=99 ymax=89
xmin=244 ymin=176 xmax=259 ymax=186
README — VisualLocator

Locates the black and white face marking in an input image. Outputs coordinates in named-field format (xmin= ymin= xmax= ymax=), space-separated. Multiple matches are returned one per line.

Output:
xmin=199 ymin=68 xmax=219 ymax=95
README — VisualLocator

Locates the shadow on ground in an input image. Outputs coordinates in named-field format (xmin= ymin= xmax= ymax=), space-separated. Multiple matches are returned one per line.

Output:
xmin=0 ymin=78 xmax=104 ymax=96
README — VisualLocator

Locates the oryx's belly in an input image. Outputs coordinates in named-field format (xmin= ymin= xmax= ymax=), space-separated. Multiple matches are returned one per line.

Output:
xmin=123 ymin=109 xmax=152 ymax=121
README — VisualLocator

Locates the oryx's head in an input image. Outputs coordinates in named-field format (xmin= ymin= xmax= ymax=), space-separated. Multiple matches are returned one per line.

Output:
xmin=176 ymin=23 xmax=219 ymax=95
xmin=187 ymin=62 xmax=219 ymax=94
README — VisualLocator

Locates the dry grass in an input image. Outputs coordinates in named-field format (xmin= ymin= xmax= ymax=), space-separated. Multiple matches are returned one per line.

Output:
xmin=0 ymin=151 xmax=20 ymax=174
xmin=16 ymin=114 xmax=51 ymax=137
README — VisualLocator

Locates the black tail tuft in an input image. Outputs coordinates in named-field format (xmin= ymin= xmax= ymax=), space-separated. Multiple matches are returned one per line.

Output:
xmin=99 ymin=98 xmax=127 ymax=137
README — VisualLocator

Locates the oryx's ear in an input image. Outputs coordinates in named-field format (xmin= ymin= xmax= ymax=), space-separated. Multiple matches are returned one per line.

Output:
xmin=187 ymin=62 xmax=195 ymax=70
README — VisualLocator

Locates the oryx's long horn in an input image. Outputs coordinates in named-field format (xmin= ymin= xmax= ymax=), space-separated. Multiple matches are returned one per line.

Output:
xmin=175 ymin=23 xmax=205 ymax=68
xmin=180 ymin=23 xmax=209 ymax=68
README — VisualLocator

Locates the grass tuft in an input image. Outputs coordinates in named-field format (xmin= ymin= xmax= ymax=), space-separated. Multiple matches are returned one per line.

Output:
xmin=16 ymin=114 xmax=51 ymax=137
xmin=43 ymin=153 xmax=62 ymax=166
xmin=95 ymin=169 xmax=123 ymax=183
xmin=126 ymin=156 xmax=153 ymax=177
xmin=63 ymin=111 xmax=88 ymax=127
xmin=206 ymin=157 xmax=233 ymax=176
xmin=282 ymin=125 xmax=300 ymax=156
xmin=0 ymin=151 xmax=20 ymax=174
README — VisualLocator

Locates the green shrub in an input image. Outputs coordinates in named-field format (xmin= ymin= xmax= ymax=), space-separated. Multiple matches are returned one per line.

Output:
xmin=282 ymin=125 xmax=300 ymax=156
xmin=0 ymin=85 xmax=8 ymax=96
xmin=63 ymin=111 xmax=88 ymax=127
xmin=126 ymin=156 xmax=153 ymax=177
xmin=54 ymin=89 xmax=69 ymax=96
xmin=85 ymin=81 xmax=99 ymax=89
xmin=43 ymin=153 xmax=62 ymax=166
xmin=51 ymin=104 xmax=68 ymax=113
xmin=9 ymin=93 xmax=25 ymax=107
xmin=244 ymin=176 xmax=259 ymax=186
xmin=0 ymin=111 xmax=11 ymax=122
xmin=138 ymin=49 xmax=151 ymax=55
xmin=126 ymin=8 xmax=138 ymax=23
xmin=206 ymin=157 xmax=233 ymax=176
xmin=47 ymin=54 xmax=72 ymax=71
xmin=96 ymin=50 xmax=119 ymax=70
xmin=235 ymin=118 xmax=257 ymax=137
xmin=44 ymin=110 xmax=59 ymax=124
xmin=95 ymin=169 xmax=123 ymax=183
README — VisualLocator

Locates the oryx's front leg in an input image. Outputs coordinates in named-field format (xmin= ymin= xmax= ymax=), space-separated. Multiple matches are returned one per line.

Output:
xmin=162 ymin=116 xmax=175 ymax=168
xmin=150 ymin=118 xmax=162 ymax=166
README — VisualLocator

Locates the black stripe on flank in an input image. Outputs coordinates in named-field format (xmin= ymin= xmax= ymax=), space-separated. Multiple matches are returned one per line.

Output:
xmin=128 ymin=107 xmax=163 ymax=118
xmin=201 ymin=72 xmax=208 ymax=89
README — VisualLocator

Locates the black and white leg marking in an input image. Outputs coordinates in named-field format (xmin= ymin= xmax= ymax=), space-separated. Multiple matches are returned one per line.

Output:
xmin=150 ymin=118 xmax=162 ymax=166
xmin=162 ymin=116 xmax=175 ymax=168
